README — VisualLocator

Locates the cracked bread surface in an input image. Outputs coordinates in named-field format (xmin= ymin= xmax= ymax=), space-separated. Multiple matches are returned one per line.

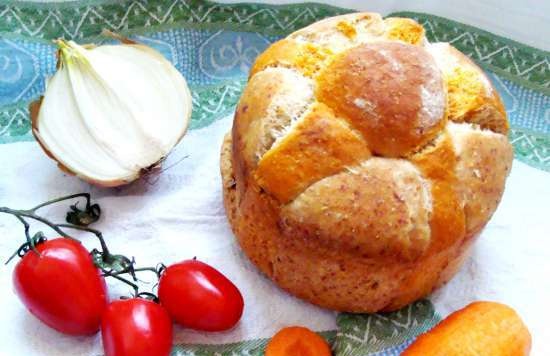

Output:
xmin=221 ymin=12 xmax=513 ymax=312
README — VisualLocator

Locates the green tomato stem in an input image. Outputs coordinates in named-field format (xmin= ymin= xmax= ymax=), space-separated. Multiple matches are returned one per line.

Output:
xmin=29 ymin=193 xmax=91 ymax=212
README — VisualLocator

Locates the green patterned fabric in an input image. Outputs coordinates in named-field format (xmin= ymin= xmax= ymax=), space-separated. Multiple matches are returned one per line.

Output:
xmin=0 ymin=0 xmax=349 ymax=39
xmin=189 ymin=79 xmax=245 ymax=130
xmin=172 ymin=331 xmax=337 ymax=356
xmin=334 ymin=300 xmax=440 ymax=356
xmin=510 ymin=128 xmax=550 ymax=172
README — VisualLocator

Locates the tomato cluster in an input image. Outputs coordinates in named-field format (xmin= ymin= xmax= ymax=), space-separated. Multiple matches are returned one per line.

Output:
xmin=13 ymin=238 xmax=244 ymax=356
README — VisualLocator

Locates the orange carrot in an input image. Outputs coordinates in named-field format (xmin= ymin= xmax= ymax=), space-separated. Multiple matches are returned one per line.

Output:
xmin=265 ymin=326 xmax=332 ymax=356
xmin=402 ymin=301 xmax=531 ymax=356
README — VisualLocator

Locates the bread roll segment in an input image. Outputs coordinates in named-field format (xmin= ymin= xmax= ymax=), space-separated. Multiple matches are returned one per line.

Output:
xmin=280 ymin=157 xmax=432 ymax=261
xmin=249 ymin=40 xmax=334 ymax=78
xmin=316 ymin=41 xmax=446 ymax=157
xmin=447 ymin=122 xmax=513 ymax=235
xmin=427 ymin=43 xmax=509 ymax=134
xmin=232 ymin=66 xmax=314 ymax=199
xmin=410 ymin=130 xmax=466 ymax=253
xmin=221 ymin=12 xmax=513 ymax=312
xmin=255 ymin=102 xmax=371 ymax=203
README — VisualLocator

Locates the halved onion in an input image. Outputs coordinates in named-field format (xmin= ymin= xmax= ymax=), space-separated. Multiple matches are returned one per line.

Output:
xmin=31 ymin=40 xmax=192 ymax=187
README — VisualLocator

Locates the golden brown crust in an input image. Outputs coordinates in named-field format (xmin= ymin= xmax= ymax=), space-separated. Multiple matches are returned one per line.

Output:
xmin=384 ymin=17 xmax=426 ymax=45
xmin=222 ymin=12 xmax=513 ymax=312
xmin=232 ymin=67 xmax=314 ymax=200
xmin=222 ymin=133 xmax=278 ymax=276
xmin=447 ymin=122 xmax=513 ymax=235
xmin=427 ymin=43 xmax=508 ymax=134
xmin=255 ymin=103 xmax=371 ymax=203
xmin=410 ymin=131 xmax=466 ymax=253
xmin=316 ymin=42 xmax=446 ymax=157
xmin=280 ymin=157 xmax=431 ymax=261
xmin=249 ymin=39 xmax=334 ymax=78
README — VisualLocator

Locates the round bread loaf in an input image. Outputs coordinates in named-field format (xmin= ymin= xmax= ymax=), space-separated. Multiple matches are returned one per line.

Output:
xmin=220 ymin=13 xmax=513 ymax=312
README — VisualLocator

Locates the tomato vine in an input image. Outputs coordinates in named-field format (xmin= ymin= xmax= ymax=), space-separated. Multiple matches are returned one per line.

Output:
xmin=0 ymin=193 xmax=162 ymax=297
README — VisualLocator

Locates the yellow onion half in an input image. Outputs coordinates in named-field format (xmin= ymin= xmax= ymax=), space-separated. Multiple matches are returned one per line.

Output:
xmin=31 ymin=39 xmax=192 ymax=187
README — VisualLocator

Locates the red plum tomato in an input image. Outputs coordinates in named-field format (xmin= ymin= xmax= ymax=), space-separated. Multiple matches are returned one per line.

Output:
xmin=101 ymin=298 xmax=173 ymax=356
xmin=13 ymin=238 xmax=108 ymax=335
xmin=158 ymin=259 xmax=244 ymax=331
